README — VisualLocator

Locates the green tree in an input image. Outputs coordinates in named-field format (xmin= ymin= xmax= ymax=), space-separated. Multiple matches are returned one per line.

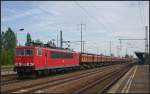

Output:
xmin=0 ymin=31 xmax=2 ymax=64
xmin=0 ymin=31 xmax=2 ymax=50
xmin=1 ymin=32 xmax=5 ymax=48
xmin=1 ymin=49 xmax=7 ymax=65
xmin=25 ymin=32 xmax=32 ymax=46
xmin=3 ymin=27 xmax=16 ymax=50
xmin=0 ymin=27 xmax=16 ymax=65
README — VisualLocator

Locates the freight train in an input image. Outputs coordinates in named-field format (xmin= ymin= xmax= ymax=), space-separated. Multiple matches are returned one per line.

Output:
xmin=14 ymin=46 xmax=130 ymax=78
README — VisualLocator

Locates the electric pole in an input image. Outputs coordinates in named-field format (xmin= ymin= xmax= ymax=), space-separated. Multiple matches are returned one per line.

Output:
xmin=145 ymin=26 xmax=148 ymax=54
xmin=96 ymin=48 xmax=99 ymax=55
xmin=119 ymin=39 xmax=122 ymax=57
xmin=57 ymin=34 xmax=58 ymax=47
xmin=105 ymin=50 xmax=106 ymax=56
xmin=117 ymin=46 xmax=119 ymax=57
xmin=110 ymin=41 xmax=112 ymax=56
xmin=126 ymin=47 xmax=128 ymax=55
xmin=83 ymin=41 xmax=86 ymax=53
xmin=78 ymin=24 xmax=86 ymax=53
xmin=60 ymin=30 xmax=63 ymax=48
xmin=81 ymin=24 xmax=83 ymax=53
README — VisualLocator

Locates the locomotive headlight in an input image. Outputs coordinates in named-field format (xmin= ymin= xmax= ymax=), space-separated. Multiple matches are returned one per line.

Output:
xmin=15 ymin=63 xmax=22 ymax=66
xmin=18 ymin=63 xmax=21 ymax=66
xmin=26 ymin=63 xmax=29 ymax=66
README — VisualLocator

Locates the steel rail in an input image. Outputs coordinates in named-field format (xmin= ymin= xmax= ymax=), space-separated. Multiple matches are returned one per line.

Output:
xmin=74 ymin=64 xmax=133 ymax=94
xmin=2 ymin=64 xmax=118 ymax=93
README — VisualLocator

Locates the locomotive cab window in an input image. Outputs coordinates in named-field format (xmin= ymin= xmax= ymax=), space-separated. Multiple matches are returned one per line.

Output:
xmin=16 ymin=49 xmax=24 ymax=56
xmin=37 ymin=48 xmax=42 ymax=56
xmin=25 ymin=49 xmax=33 ymax=56
xmin=16 ymin=49 xmax=33 ymax=56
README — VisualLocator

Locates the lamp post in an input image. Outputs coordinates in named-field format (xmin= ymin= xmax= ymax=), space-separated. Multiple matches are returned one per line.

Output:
xmin=16 ymin=28 xmax=24 ymax=46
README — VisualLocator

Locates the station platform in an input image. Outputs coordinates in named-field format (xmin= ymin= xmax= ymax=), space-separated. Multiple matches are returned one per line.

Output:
xmin=108 ymin=64 xmax=149 ymax=93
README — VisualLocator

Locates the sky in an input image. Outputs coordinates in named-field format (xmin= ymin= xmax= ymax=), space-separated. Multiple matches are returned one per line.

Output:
xmin=1 ymin=1 xmax=149 ymax=57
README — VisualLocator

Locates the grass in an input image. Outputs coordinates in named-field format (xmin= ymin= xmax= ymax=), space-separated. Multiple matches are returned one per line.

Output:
xmin=1 ymin=64 xmax=14 ymax=67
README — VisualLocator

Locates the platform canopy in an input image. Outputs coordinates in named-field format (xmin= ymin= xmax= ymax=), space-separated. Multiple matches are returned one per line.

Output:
xmin=135 ymin=51 xmax=145 ymax=64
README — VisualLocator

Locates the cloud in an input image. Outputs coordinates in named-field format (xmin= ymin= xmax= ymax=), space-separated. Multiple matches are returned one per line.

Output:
xmin=1 ymin=8 xmax=42 ymax=22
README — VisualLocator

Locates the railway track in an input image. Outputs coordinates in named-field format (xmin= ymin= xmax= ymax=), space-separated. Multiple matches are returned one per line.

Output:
xmin=1 ymin=75 xmax=19 ymax=85
xmin=74 ymin=64 xmax=132 ymax=94
xmin=30 ymin=63 xmax=133 ymax=93
xmin=2 ymin=62 xmax=132 ymax=93
xmin=1 ymin=63 xmax=127 ymax=93
xmin=24 ymin=65 xmax=118 ymax=93
xmin=1 ymin=75 xmax=16 ymax=83
xmin=1 ymin=64 xmax=119 ymax=87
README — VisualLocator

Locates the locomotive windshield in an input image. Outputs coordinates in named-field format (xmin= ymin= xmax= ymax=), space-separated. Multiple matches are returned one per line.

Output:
xmin=16 ymin=49 xmax=33 ymax=56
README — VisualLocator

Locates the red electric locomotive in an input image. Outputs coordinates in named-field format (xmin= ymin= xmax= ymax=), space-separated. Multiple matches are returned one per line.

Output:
xmin=14 ymin=46 xmax=80 ymax=78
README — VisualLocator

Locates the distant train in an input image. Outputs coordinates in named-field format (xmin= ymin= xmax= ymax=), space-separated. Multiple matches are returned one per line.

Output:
xmin=14 ymin=46 xmax=131 ymax=78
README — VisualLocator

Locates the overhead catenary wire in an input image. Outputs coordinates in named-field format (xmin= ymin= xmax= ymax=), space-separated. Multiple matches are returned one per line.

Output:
xmin=74 ymin=1 xmax=111 ymax=33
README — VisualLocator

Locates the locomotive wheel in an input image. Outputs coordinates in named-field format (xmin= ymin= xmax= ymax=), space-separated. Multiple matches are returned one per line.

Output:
xmin=94 ymin=63 xmax=98 ymax=67
xmin=80 ymin=66 xmax=84 ymax=70
xmin=31 ymin=71 xmax=38 ymax=79
xmin=44 ymin=69 xmax=49 ymax=76
xmin=62 ymin=68 xmax=67 ymax=73
xmin=86 ymin=65 xmax=91 ymax=69
xmin=90 ymin=64 xmax=95 ymax=68
xmin=73 ymin=66 xmax=79 ymax=71
xmin=31 ymin=74 xmax=37 ymax=79
xmin=37 ymin=70 xmax=42 ymax=76
xmin=17 ymin=71 xmax=24 ymax=79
